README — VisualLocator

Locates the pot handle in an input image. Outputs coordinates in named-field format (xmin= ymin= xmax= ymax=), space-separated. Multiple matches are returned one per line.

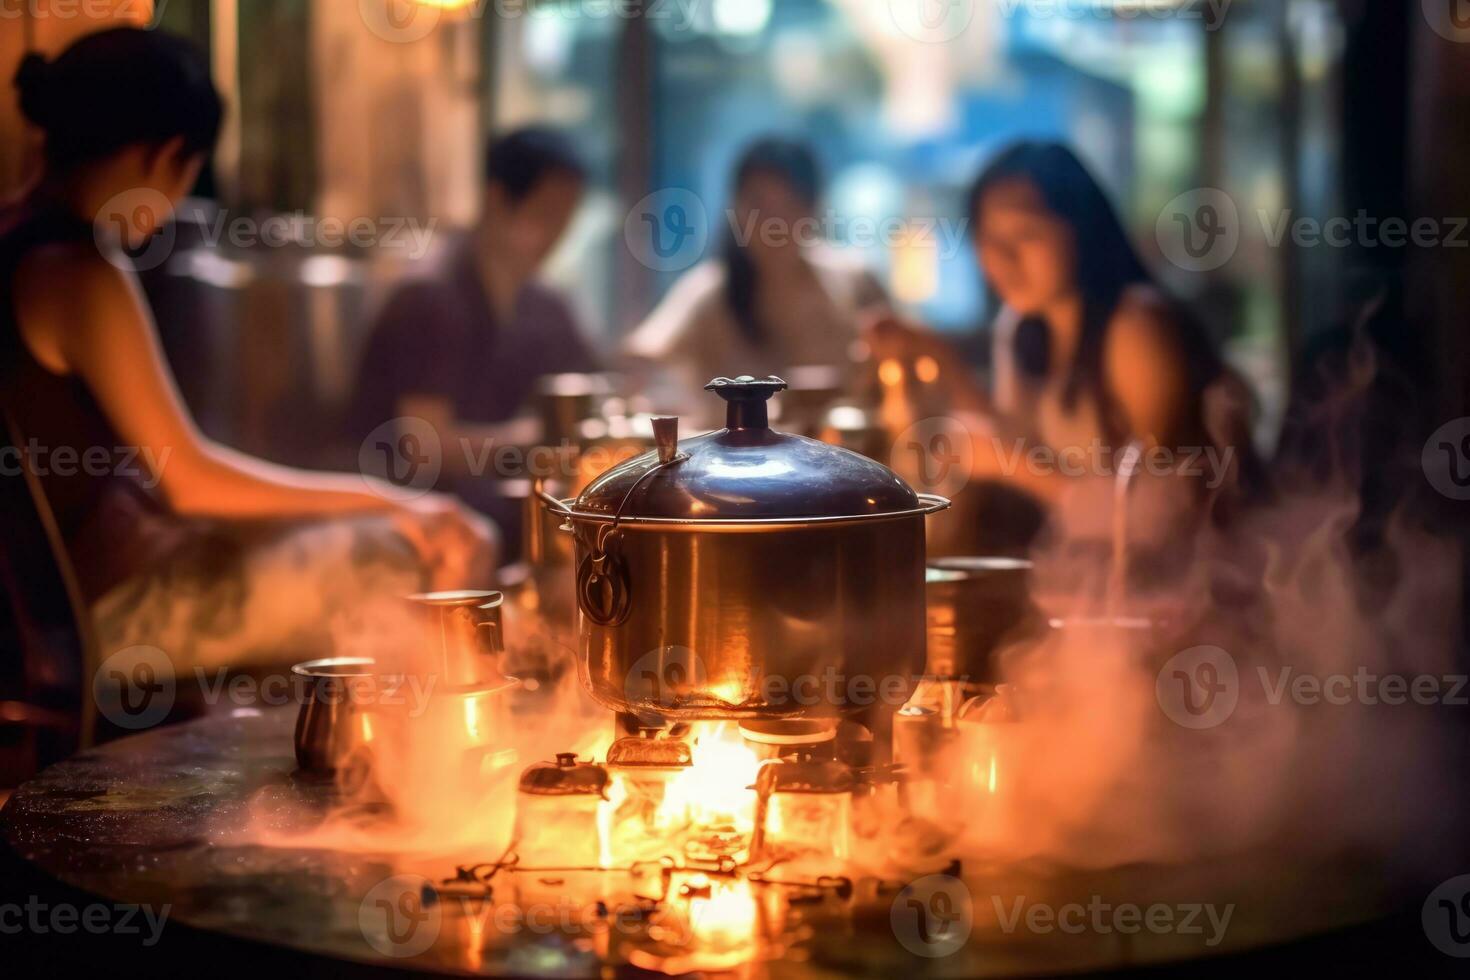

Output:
xmin=576 ymin=524 xmax=632 ymax=627
xmin=570 ymin=447 xmax=690 ymax=627
xmin=535 ymin=487 xmax=573 ymax=516
xmin=917 ymin=492 xmax=952 ymax=515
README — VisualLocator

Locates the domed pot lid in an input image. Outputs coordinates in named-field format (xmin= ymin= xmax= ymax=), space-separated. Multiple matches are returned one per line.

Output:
xmin=569 ymin=375 xmax=945 ymax=524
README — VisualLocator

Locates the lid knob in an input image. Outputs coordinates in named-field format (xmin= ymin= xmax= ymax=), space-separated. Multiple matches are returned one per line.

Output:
xmin=652 ymin=416 xmax=680 ymax=464
xmin=704 ymin=375 xmax=787 ymax=430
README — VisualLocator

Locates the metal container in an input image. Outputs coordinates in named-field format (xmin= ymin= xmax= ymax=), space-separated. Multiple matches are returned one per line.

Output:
xmin=738 ymin=719 xmax=840 ymax=762
xmin=405 ymin=589 xmax=504 ymax=686
xmin=541 ymin=375 xmax=949 ymax=723
xmin=291 ymin=657 xmax=382 ymax=775
xmin=751 ymin=756 xmax=854 ymax=866
xmin=407 ymin=591 xmax=520 ymax=780
xmin=924 ymin=557 xmax=1039 ymax=683
xmin=535 ymin=372 xmax=611 ymax=447
xmin=604 ymin=733 xmax=695 ymax=864
xmin=514 ymin=753 xmax=609 ymax=867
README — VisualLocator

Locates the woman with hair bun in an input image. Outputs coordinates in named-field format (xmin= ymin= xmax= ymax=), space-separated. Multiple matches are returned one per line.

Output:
xmin=2 ymin=29 xmax=494 ymax=676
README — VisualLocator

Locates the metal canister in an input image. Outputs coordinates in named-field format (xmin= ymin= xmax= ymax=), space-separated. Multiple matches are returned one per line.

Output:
xmin=514 ymin=753 xmax=609 ymax=867
xmin=924 ymin=557 xmax=1039 ymax=683
xmin=291 ymin=657 xmax=382 ymax=775
xmin=406 ymin=590 xmax=504 ymax=685
xmin=604 ymin=733 xmax=694 ymax=864
xmin=954 ymin=684 xmax=1024 ymax=810
xmin=536 ymin=372 xmax=611 ymax=447
xmin=751 ymin=757 xmax=854 ymax=867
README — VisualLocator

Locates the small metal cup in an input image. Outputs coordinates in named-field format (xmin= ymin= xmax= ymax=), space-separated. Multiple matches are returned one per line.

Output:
xmin=406 ymin=590 xmax=505 ymax=687
xmin=291 ymin=657 xmax=381 ymax=775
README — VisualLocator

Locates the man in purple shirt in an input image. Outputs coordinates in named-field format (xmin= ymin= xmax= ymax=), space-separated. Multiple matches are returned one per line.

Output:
xmin=350 ymin=127 xmax=599 ymax=558
xmin=352 ymin=126 xmax=598 ymax=439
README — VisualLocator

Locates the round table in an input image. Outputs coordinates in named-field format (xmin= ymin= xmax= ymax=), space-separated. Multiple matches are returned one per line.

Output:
xmin=0 ymin=707 xmax=1461 ymax=977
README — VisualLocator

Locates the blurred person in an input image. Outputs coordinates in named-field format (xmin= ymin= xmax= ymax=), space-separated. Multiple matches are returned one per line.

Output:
xmin=873 ymin=142 xmax=1258 ymax=542
xmin=2 ymin=29 xmax=493 ymax=674
xmin=349 ymin=126 xmax=598 ymax=456
xmin=623 ymin=138 xmax=887 ymax=408
xmin=348 ymin=126 xmax=599 ymax=562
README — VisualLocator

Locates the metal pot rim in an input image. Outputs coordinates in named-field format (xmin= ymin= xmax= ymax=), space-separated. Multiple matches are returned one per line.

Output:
xmin=551 ymin=492 xmax=950 ymax=530
xmin=291 ymin=656 xmax=379 ymax=678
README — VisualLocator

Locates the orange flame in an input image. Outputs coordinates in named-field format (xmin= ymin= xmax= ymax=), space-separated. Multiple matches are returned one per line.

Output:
xmin=659 ymin=723 xmax=763 ymax=834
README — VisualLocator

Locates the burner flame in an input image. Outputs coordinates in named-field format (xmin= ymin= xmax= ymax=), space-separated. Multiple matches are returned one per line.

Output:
xmin=659 ymin=722 xmax=763 ymax=834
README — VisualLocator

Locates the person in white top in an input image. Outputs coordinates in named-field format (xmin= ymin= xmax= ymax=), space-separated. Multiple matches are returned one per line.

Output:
xmin=623 ymin=138 xmax=887 ymax=415
xmin=872 ymin=142 xmax=1261 ymax=545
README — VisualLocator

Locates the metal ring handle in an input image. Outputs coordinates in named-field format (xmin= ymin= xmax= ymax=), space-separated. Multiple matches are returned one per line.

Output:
xmin=576 ymin=525 xmax=631 ymax=626
xmin=572 ymin=452 xmax=688 ymax=627
xmin=916 ymin=493 xmax=952 ymax=515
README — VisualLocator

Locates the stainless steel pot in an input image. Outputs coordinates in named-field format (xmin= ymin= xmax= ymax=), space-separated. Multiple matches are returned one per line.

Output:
xmin=541 ymin=375 xmax=949 ymax=722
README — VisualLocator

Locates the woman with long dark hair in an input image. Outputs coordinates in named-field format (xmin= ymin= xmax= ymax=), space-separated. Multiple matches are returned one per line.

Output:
xmin=2 ymin=29 xmax=493 ymax=673
xmin=888 ymin=141 xmax=1255 ymax=515
xmin=973 ymin=142 xmax=1235 ymax=463
xmin=624 ymin=137 xmax=887 ymax=406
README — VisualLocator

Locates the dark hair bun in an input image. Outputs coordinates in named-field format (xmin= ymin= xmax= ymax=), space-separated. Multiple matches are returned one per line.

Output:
xmin=14 ymin=52 xmax=53 ymax=129
xmin=12 ymin=29 xmax=221 ymax=170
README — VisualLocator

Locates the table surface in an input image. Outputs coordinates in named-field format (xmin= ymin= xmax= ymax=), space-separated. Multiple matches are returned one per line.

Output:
xmin=0 ymin=707 xmax=1458 ymax=977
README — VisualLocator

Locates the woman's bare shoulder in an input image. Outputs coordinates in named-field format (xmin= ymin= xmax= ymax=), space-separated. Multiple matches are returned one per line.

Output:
xmin=1117 ymin=283 xmax=1178 ymax=321
xmin=19 ymin=238 xmax=132 ymax=301
xmin=1110 ymin=284 xmax=1186 ymax=351
xmin=16 ymin=240 xmax=139 ymax=369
